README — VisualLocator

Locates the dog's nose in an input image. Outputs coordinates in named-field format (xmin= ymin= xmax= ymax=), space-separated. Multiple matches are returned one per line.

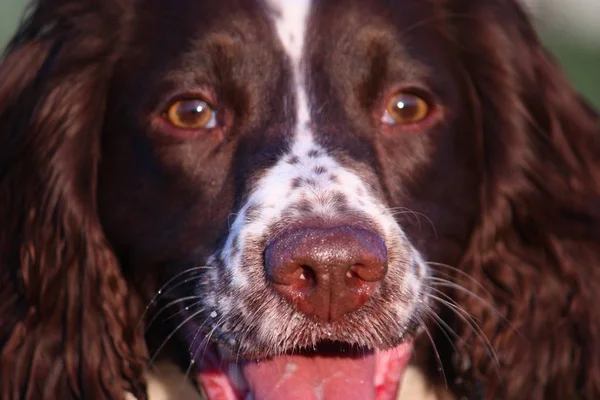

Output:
xmin=264 ymin=226 xmax=387 ymax=322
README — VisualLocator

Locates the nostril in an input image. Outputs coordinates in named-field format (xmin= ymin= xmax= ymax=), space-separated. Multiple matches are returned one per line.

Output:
xmin=350 ymin=262 xmax=385 ymax=282
xmin=298 ymin=265 xmax=316 ymax=288
xmin=345 ymin=266 xmax=362 ymax=289
xmin=346 ymin=267 xmax=358 ymax=280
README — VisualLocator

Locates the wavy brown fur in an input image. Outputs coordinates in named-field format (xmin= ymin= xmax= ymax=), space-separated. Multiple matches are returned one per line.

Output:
xmin=429 ymin=1 xmax=600 ymax=399
xmin=0 ymin=1 xmax=147 ymax=399
xmin=0 ymin=0 xmax=599 ymax=400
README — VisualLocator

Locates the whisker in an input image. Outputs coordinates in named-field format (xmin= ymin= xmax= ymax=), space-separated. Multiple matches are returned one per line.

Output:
xmin=421 ymin=306 xmax=461 ymax=356
xmin=227 ymin=212 xmax=238 ymax=230
xmin=182 ymin=315 xmax=225 ymax=387
xmin=147 ymin=307 xmax=206 ymax=368
xmin=151 ymin=275 xmax=206 ymax=302
xmin=426 ymin=289 xmax=501 ymax=373
xmin=427 ymin=261 xmax=493 ymax=299
xmin=144 ymin=296 xmax=203 ymax=333
xmin=428 ymin=277 xmax=499 ymax=316
xmin=157 ymin=303 xmax=204 ymax=328
xmin=193 ymin=315 xmax=228 ymax=371
xmin=137 ymin=266 xmax=207 ymax=329
xmin=387 ymin=206 xmax=438 ymax=237
xmin=426 ymin=268 xmax=522 ymax=339
xmin=415 ymin=314 xmax=447 ymax=389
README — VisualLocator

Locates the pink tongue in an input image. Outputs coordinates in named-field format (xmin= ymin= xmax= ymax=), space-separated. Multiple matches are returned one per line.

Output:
xmin=197 ymin=343 xmax=412 ymax=400
xmin=242 ymin=353 xmax=377 ymax=400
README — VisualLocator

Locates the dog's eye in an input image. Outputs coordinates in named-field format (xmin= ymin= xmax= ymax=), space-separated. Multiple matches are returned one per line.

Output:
xmin=382 ymin=93 xmax=430 ymax=125
xmin=165 ymin=99 xmax=217 ymax=130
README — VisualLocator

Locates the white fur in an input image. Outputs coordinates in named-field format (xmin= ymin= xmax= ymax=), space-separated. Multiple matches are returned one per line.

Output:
xmin=266 ymin=0 xmax=312 ymax=125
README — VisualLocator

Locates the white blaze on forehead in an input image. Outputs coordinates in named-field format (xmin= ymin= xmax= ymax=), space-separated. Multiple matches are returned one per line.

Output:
xmin=266 ymin=0 xmax=312 ymax=128
xmin=267 ymin=0 xmax=311 ymax=64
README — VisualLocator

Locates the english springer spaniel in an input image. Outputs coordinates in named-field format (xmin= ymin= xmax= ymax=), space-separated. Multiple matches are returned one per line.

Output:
xmin=1 ymin=0 xmax=599 ymax=399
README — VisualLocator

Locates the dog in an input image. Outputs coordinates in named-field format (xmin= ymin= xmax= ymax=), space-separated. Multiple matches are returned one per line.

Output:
xmin=1 ymin=0 xmax=599 ymax=399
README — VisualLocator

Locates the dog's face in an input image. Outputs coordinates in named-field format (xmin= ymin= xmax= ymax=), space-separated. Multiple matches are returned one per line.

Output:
xmin=98 ymin=0 xmax=480 ymax=398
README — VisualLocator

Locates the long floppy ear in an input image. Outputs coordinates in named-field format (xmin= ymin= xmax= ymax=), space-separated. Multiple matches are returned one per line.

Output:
xmin=437 ymin=0 xmax=600 ymax=398
xmin=0 ymin=1 xmax=147 ymax=399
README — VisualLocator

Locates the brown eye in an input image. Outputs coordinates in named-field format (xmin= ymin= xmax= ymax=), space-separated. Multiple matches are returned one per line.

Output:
xmin=165 ymin=99 xmax=217 ymax=129
xmin=382 ymin=93 xmax=430 ymax=125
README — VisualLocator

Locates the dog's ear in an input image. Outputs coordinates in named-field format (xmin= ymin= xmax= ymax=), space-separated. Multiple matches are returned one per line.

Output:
xmin=437 ymin=0 xmax=600 ymax=398
xmin=0 ymin=1 xmax=147 ymax=399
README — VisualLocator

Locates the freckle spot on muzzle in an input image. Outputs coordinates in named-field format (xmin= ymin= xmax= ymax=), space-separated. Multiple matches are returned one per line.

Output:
xmin=291 ymin=177 xmax=303 ymax=189
xmin=313 ymin=165 xmax=328 ymax=175
xmin=307 ymin=149 xmax=322 ymax=158
xmin=294 ymin=199 xmax=313 ymax=214
xmin=287 ymin=155 xmax=300 ymax=164
xmin=245 ymin=204 xmax=262 ymax=220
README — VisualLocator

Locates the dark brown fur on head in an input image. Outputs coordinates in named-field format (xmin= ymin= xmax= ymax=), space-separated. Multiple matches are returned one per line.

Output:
xmin=0 ymin=0 xmax=599 ymax=399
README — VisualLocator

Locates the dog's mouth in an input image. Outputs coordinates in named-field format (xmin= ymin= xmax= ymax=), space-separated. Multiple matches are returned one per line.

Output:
xmin=194 ymin=340 xmax=413 ymax=400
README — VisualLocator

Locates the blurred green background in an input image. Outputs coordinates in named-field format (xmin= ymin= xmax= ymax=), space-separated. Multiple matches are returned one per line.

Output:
xmin=1 ymin=0 xmax=598 ymax=107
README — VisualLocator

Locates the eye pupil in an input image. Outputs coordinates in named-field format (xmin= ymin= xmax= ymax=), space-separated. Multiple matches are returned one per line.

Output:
xmin=395 ymin=98 xmax=416 ymax=117
xmin=177 ymin=101 xmax=207 ymax=123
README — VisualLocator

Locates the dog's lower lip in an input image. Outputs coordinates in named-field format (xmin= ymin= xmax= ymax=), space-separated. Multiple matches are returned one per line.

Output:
xmin=194 ymin=339 xmax=414 ymax=400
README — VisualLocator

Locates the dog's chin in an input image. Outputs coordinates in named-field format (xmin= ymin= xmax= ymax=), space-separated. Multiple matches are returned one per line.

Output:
xmin=182 ymin=320 xmax=417 ymax=400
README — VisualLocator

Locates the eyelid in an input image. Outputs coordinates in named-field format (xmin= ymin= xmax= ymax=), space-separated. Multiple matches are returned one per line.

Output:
xmin=155 ymin=85 xmax=217 ymax=113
